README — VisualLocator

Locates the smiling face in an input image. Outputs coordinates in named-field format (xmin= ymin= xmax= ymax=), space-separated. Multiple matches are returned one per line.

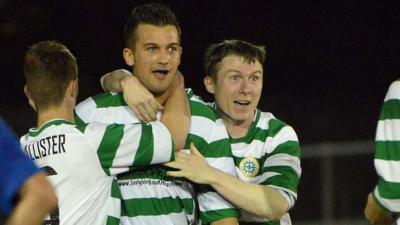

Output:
xmin=205 ymin=54 xmax=263 ymax=126
xmin=123 ymin=24 xmax=182 ymax=95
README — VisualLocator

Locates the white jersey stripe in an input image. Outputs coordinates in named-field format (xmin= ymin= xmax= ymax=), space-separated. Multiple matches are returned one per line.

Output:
xmin=120 ymin=212 xmax=190 ymax=225
xmin=75 ymin=97 xmax=97 ymax=122
xmin=375 ymin=159 xmax=400 ymax=182
xmin=265 ymin=126 xmax=299 ymax=154
xmin=232 ymin=139 xmax=265 ymax=158
xmin=149 ymin=121 xmax=173 ymax=164
xmin=384 ymin=80 xmax=400 ymax=101
xmin=198 ymin=191 xmax=235 ymax=212
xmin=264 ymin=153 xmax=302 ymax=176
xmin=235 ymin=169 xmax=280 ymax=184
xmin=206 ymin=157 xmax=237 ymax=176
xmin=118 ymin=179 xmax=193 ymax=200
xmin=255 ymin=113 xmax=275 ymax=130
xmin=190 ymin=116 xmax=227 ymax=143
xmin=109 ymin=125 xmax=141 ymax=174
xmin=376 ymin=119 xmax=400 ymax=141
xmin=374 ymin=187 xmax=400 ymax=212
xmin=84 ymin=123 xmax=107 ymax=150
xmin=93 ymin=107 xmax=140 ymax=124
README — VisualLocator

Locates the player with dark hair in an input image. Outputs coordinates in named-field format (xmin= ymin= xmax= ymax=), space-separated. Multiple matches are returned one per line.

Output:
xmin=168 ymin=40 xmax=301 ymax=225
xmin=75 ymin=3 xmax=238 ymax=225
xmin=104 ymin=39 xmax=302 ymax=225
xmin=22 ymin=40 xmax=184 ymax=225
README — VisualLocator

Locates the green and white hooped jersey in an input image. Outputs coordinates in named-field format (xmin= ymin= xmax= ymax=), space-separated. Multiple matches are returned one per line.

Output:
xmin=74 ymin=89 xmax=239 ymax=225
xmin=373 ymin=80 xmax=400 ymax=215
xmin=232 ymin=110 xmax=301 ymax=225
xmin=20 ymin=119 xmax=175 ymax=225
xmin=209 ymin=102 xmax=301 ymax=225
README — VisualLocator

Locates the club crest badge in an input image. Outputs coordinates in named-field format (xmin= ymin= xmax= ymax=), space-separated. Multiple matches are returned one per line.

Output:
xmin=239 ymin=157 xmax=260 ymax=177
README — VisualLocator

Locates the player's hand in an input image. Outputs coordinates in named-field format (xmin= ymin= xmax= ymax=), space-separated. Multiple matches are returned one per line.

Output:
xmin=120 ymin=75 xmax=163 ymax=122
xmin=364 ymin=193 xmax=398 ymax=225
xmin=164 ymin=143 xmax=214 ymax=184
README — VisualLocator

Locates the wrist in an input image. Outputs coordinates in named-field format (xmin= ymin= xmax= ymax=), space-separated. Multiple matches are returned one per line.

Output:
xmin=120 ymin=75 xmax=137 ymax=92
xmin=206 ymin=166 xmax=221 ymax=185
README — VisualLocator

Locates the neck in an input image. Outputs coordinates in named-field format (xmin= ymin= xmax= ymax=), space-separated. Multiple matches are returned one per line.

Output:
xmin=217 ymin=107 xmax=254 ymax=139
xmin=36 ymin=105 xmax=75 ymax=128
xmin=154 ymin=90 xmax=170 ymax=106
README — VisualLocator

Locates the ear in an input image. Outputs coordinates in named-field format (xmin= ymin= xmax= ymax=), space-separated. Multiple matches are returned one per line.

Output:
xmin=203 ymin=76 xmax=215 ymax=94
xmin=123 ymin=48 xmax=134 ymax=66
xmin=179 ymin=46 xmax=183 ymax=57
xmin=66 ymin=80 xmax=78 ymax=99
xmin=177 ymin=46 xmax=183 ymax=65
xmin=24 ymin=85 xmax=37 ymax=112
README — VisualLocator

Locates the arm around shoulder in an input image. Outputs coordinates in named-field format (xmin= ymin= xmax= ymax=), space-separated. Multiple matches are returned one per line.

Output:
xmin=100 ymin=69 xmax=133 ymax=92
xmin=160 ymin=73 xmax=190 ymax=150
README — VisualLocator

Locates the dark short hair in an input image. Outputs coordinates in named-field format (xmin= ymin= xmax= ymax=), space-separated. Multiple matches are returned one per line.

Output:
xmin=204 ymin=39 xmax=266 ymax=81
xmin=123 ymin=3 xmax=181 ymax=48
xmin=24 ymin=40 xmax=77 ymax=112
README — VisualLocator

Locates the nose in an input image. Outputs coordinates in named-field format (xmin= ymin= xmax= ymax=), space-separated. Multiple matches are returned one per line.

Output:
xmin=239 ymin=80 xmax=251 ymax=95
xmin=158 ymin=50 xmax=169 ymax=65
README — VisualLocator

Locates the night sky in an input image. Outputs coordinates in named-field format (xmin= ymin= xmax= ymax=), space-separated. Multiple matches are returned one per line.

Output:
xmin=1 ymin=0 xmax=400 ymax=143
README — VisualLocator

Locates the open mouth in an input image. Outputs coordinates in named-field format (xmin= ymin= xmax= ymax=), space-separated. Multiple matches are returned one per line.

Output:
xmin=152 ymin=69 xmax=169 ymax=77
xmin=234 ymin=100 xmax=251 ymax=107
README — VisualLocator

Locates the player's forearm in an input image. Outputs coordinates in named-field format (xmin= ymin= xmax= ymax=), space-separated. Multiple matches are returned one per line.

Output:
xmin=101 ymin=69 xmax=133 ymax=92
xmin=208 ymin=168 xmax=288 ymax=221
xmin=364 ymin=192 xmax=398 ymax=225
xmin=160 ymin=82 xmax=190 ymax=150
xmin=6 ymin=172 xmax=57 ymax=225
xmin=210 ymin=217 xmax=239 ymax=225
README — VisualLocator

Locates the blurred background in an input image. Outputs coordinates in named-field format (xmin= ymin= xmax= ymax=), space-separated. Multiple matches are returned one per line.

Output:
xmin=1 ymin=0 xmax=400 ymax=224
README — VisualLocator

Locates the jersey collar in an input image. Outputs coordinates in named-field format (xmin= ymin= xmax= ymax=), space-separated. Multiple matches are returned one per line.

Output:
xmin=230 ymin=108 xmax=261 ymax=143
xmin=29 ymin=119 xmax=74 ymax=137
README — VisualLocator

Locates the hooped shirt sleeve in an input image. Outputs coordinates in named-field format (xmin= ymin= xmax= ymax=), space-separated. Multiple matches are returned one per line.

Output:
xmin=373 ymin=80 xmax=400 ymax=213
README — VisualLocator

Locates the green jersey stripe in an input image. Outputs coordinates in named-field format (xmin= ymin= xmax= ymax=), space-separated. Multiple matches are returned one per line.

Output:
xmin=111 ymin=179 xmax=121 ymax=198
xmin=230 ymin=122 xmax=290 ymax=145
xmin=190 ymin=101 xmax=217 ymax=119
xmin=133 ymin=124 xmax=153 ymax=166
xmin=121 ymin=197 xmax=194 ymax=216
xmin=21 ymin=121 xmax=127 ymax=224
xmin=227 ymin=110 xmax=300 ymax=224
xmin=106 ymin=216 xmax=120 ymax=225
xmin=261 ymin=166 xmax=300 ymax=192
xmin=376 ymin=141 xmax=400 ymax=160
xmin=374 ymin=82 xmax=400 ymax=213
xmin=373 ymin=186 xmax=400 ymax=213
xmin=380 ymin=99 xmax=400 ymax=120
xmin=75 ymin=122 xmax=88 ymax=133
xmin=28 ymin=119 xmax=73 ymax=137
xmin=97 ymin=124 xmax=124 ymax=175
xmin=187 ymin=135 xmax=231 ymax=158
xmin=93 ymin=92 xmax=127 ymax=107
xmin=377 ymin=177 xmax=400 ymax=199
xmin=75 ymin=90 xmax=238 ymax=224
xmin=269 ymin=141 xmax=301 ymax=158
xmin=200 ymin=208 xmax=240 ymax=225
xmin=74 ymin=111 xmax=87 ymax=130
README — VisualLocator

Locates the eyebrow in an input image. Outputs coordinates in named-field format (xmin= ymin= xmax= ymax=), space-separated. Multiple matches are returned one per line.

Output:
xmin=143 ymin=42 xmax=180 ymax=47
xmin=225 ymin=69 xmax=262 ymax=74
